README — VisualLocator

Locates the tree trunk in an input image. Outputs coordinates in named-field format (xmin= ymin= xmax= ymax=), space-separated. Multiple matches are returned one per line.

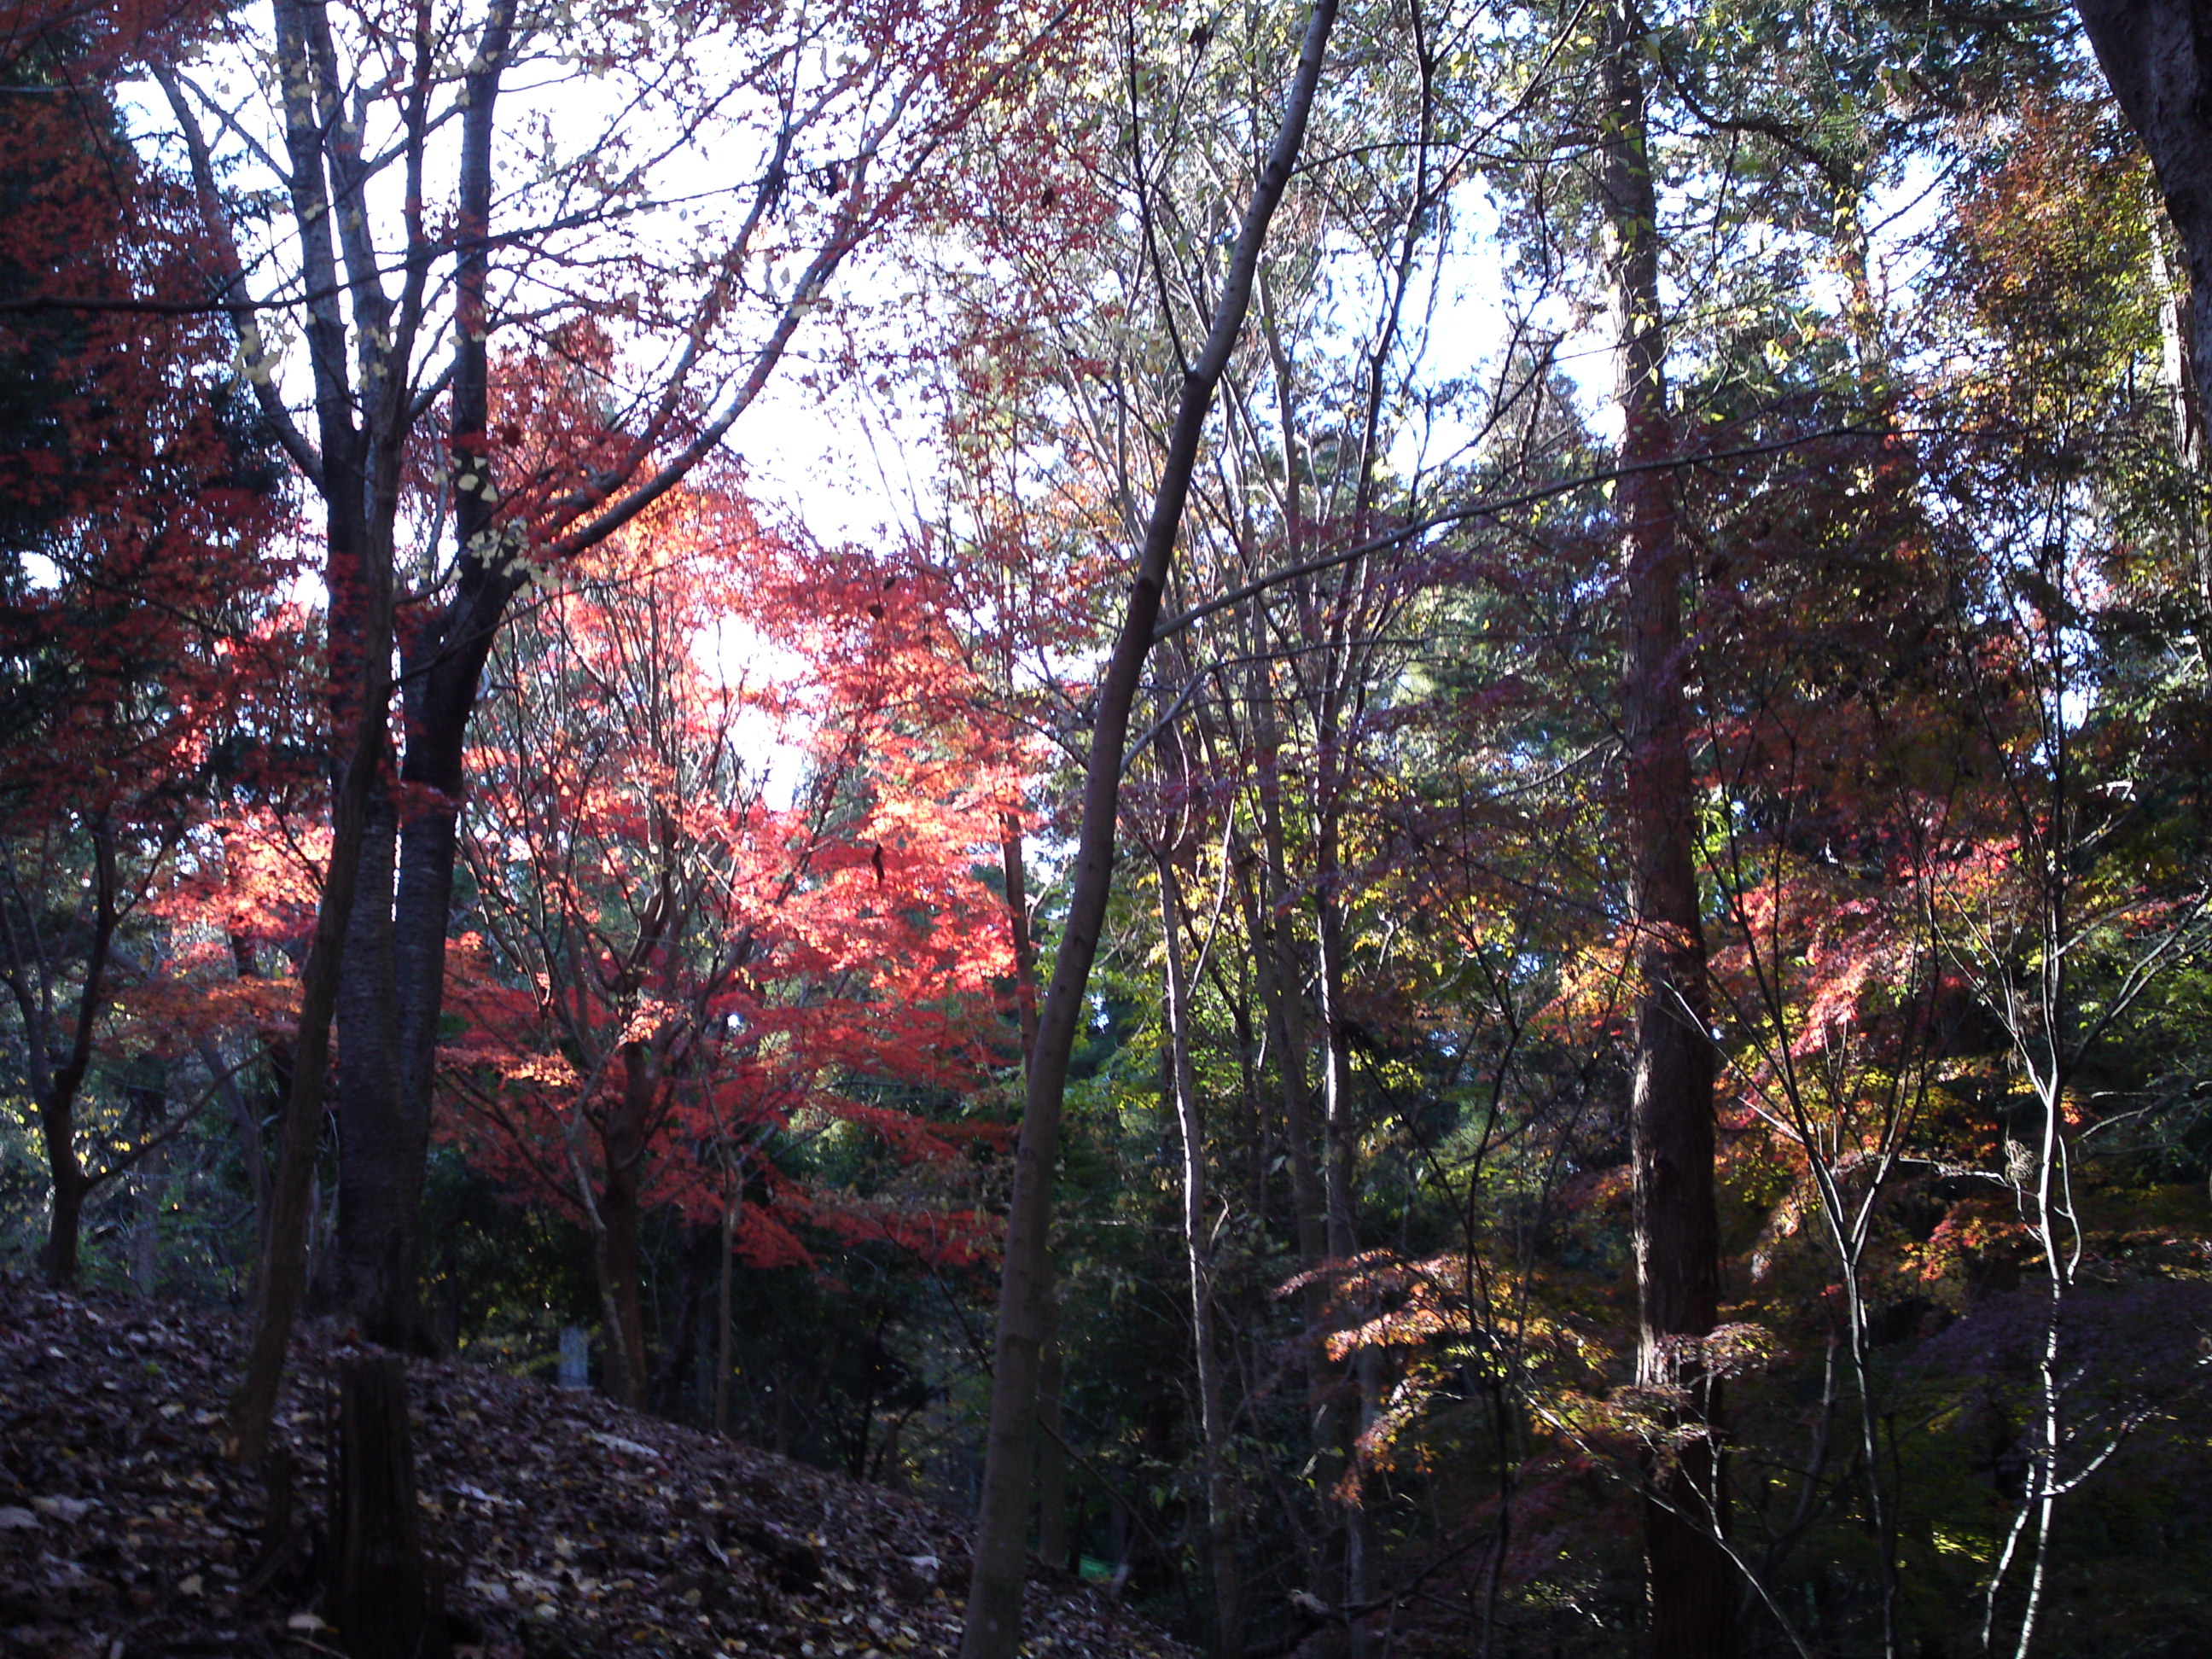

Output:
xmin=1249 ymin=307 xmax=1351 ymax=1610
xmin=717 ymin=1189 xmax=739 ymax=1435
xmin=25 ymin=814 xmax=118 ymax=1287
xmin=229 ymin=0 xmax=404 ymax=1464
xmin=41 ymin=1166 xmax=89 ymax=1287
xmin=1599 ymin=9 xmax=1731 ymax=1655
xmin=600 ymin=1167 xmax=649 ymax=1410
xmin=1035 ymin=1293 xmax=1072 ymax=1569
xmin=1007 ymin=821 xmax=1070 ymax=1563
xmin=326 ymin=784 xmax=410 ymax=1338
xmin=956 ymin=10 xmax=1337 ymax=1650
xmin=1242 ymin=600 xmax=1342 ymax=1608
xmin=596 ymin=1042 xmax=658 ymax=1408
xmin=2089 ymin=5 xmax=2212 ymax=635
xmin=2080 ymin=3 xmax=2212 ymax=441
xmin=1312 ymin=788 xmax=1373 ymax=1622
xmin=1161 ymin=855 xmax=1243 ymax=1656
xmin=230 ymin=666 xmax=390 ymax=1465
xmin=328 ymin=1354 xmax=445 ymax=1659
xmin=332 ymin=2 xmax=521 ymax=1354
xmin=1001 ymin=815 xmax=1040 ymax=1066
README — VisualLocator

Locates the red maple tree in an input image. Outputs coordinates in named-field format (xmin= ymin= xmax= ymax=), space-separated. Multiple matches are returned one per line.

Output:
xmin=0 ymin=9 xmax=301 ymax=1283
xmin=434 ymin=481 xmax=1017 ymax=1403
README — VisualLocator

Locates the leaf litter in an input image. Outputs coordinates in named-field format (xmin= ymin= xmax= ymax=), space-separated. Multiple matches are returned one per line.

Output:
xmin=0 ymin=1275 xmax=1189 ymax=1659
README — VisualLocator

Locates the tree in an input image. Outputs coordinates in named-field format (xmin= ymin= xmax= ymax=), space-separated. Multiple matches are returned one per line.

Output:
xmin=958 ymin=3 xmax=1340 ymax=1653
xmin=143 ymin=0 xmax=1089 ymax=1411
xmin=13 ymin=2 xmax=2212 ymax=1651
xmin=1593 ymin=6 xmax=1732 ymax=1651
xmin=0 ymin=10 xmax=293 ymax=1286
xmin=443 ymin=492 xmax=1014 ymax=1406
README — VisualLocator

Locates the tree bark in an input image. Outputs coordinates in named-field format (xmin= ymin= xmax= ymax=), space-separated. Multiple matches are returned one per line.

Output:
xmin=230 ymin=659 xmax=390 ymax=1465
xmin=1034 ymin=1292 xmax=1072 ymax=1569
xmin=2080 ymin=3 xmax=2212 ymax=439
xmin=1598 ymin=9 xmax=1731 ymax=1656
xmin=328 ymin=1354 xmax=445 ymax=1659
xmin=327 ymin=0 xmax=519 ymax=1350
xmin=213 ymin=0 xmax=421 ymax=1457
xmin=956 ymin=9 xmax=1337 ymax=1651
xmin=1160 ymin=854 xmax=1243 ymax=1656
xmin=717 ymin=1185 xmax=738 ymax=1436
xmin=1004 ymin=818 xmax=1071 ymax=1563
xmin=1250 ymin=303 xmax=1354 ymax=1612
xmin=2081 ymin=2 xmax=2212 ymax=634
xmin=326 ymin=787 xmax=406 ymax=1330
xmin=1312 ymin=765 xmax=1373 ymax=1621
xmin=41 ymin=1162 xmax=89 ymax=1286
xmin=599 ymin=1164 xmax=649 ymax=1412
xmin=597 ymin=1040 xmax=659 ymax=1408
xmin=1001 ymin=815 xmax=1041 ymax=1066
xmin=1246 ymin=672 xmax=1327 ymax=1284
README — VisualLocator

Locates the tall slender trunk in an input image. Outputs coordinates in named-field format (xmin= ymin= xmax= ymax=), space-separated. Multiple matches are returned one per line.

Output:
xmin=1161 ymin=855 xmax=1243 ymax=1655
xmin=1006 ymin=819 xmax=1069 ymax=1557
xmin=127 ymin=1068 xmax=169 ymax=1295
xmin=226 ymin=0 xmax=405 ymax=1456
xmin=1249 ymin=653 xmax=1328 ymax=1288
xmin=326 ymin=0 xmax=520 ymax=1351
xmin=1255 ymin=284 xmax=1366 ymax=1615
xmin=1242 ymin=598 xmax=1339 ymax=1602
xmin=1246 ymin=337 xmax=1330 ymax=1318
xmin=1001 ymin=816 xmax=1041 ymax=1064
xmin=326 ymin=787 xmax=406 ymax=1330
xmin=1307 ymin=580 xmax=1379 ymax=1632
xmin=1312 ymin=771 xmax=1372 ymax=1619
xmin=1035 ymin=1293 xmax=1072 ymax=1568
xmin=1599 ymin=9 xmax=1730 ymax=1654
xmin=9 ymin=817 xmax=119 ymax=1286
xmin=717 ymin=1185 xmax=738 ymax=1435
xmin=957 ymin=12 xmax=1336 ymax=1650
xmin=2151 ymin=228 xmax=2212 ymax=656
xmin=230 ymin=626 xmax=392 ymax=1464
xmin=213 ymin=0 xmax=428 ymax=1412
xmin=598 ymin=1041 xmax=659 ymax=1408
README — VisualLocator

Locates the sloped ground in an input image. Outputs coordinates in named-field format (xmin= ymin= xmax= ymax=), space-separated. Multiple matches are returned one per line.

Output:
xmin=0 ymin=1275 xmax=1188 ymax=1659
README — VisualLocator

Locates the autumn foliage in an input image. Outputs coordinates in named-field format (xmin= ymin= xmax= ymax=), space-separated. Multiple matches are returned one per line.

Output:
xmin=434 ymin=484 xmax=1019 ymax=1398
xmin=9 ymin=6 xmax=2212 ymax=1659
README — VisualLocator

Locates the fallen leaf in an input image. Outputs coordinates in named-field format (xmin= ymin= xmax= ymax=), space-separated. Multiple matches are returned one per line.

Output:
xmin=0 ymin=1274 xmax=1190 ymax=1659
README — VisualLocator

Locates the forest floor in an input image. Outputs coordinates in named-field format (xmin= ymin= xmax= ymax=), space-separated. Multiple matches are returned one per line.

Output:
xmin=0 ymin=1274 xmax=1190 ymax=1659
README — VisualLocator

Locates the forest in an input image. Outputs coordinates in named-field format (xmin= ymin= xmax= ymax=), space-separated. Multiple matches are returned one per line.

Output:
xmin=1 ymin=0 xmax=2209 ymax=1655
